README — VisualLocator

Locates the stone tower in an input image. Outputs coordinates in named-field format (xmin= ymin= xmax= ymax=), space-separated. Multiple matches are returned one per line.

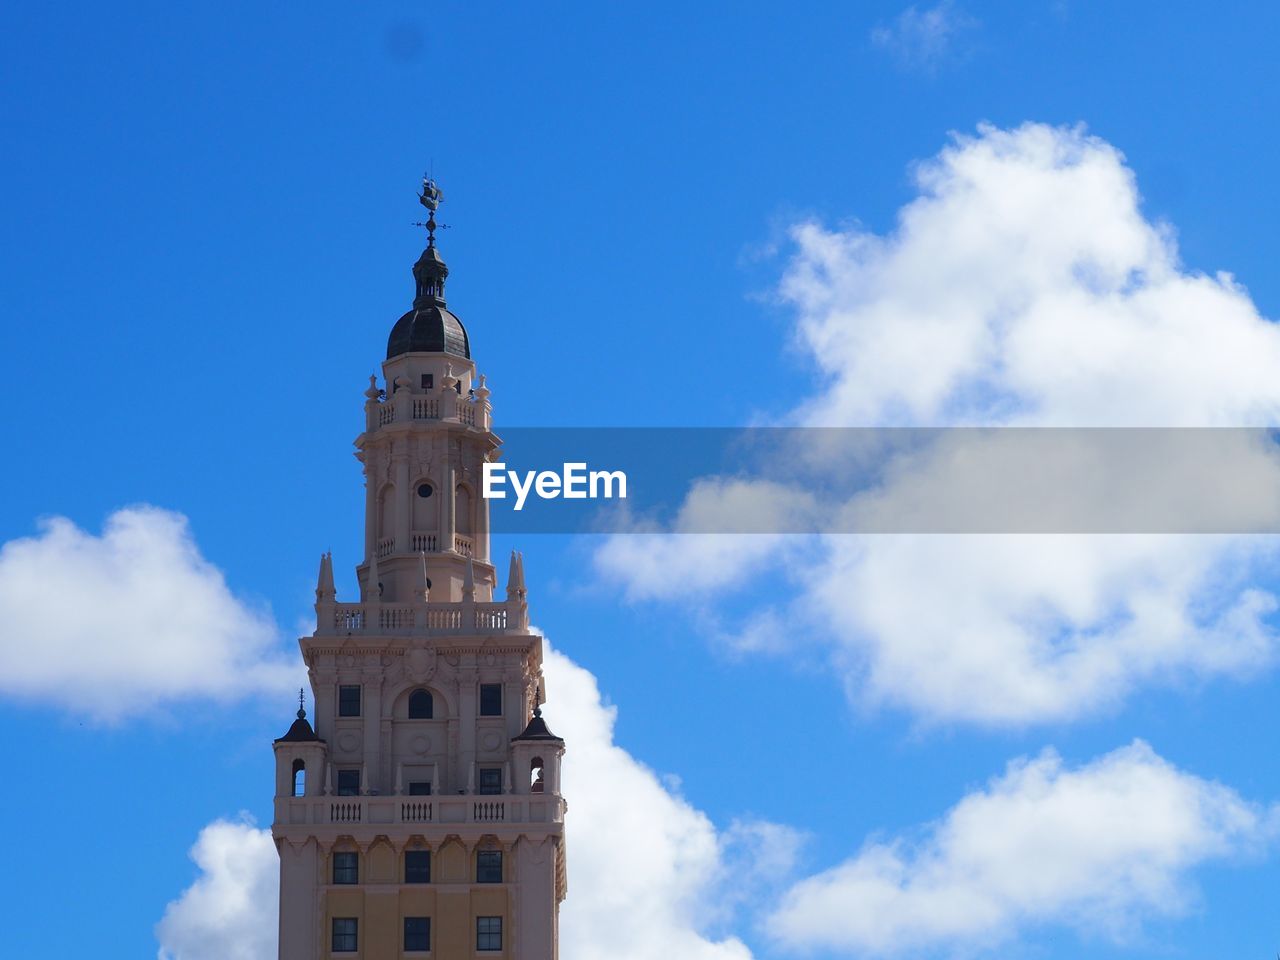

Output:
xmin=272 ymin=179 xmax=567 ymax=959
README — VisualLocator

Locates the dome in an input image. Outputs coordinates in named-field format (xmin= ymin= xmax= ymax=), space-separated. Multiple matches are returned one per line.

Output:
xmin=386 ymin=238 xmax=471 ymax=359
xmin=387 ymin=303 xmax=471 ymax=359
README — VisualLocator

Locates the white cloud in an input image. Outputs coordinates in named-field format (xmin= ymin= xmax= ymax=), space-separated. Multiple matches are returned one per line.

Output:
xmin=0 ymin=506 xmax=297 ymax=721
xmin=155 ymin=642 xmax=782 ymax=960
xmin=783 ymin=123 xmax=1280 ymax=428
xmin=871 ymin=2 xmax=976 ymax=72
xmin=545 ymin=643 xmax=779 ymax=959
xmin=156 ymin=817 xmax=279 ymax=960
xmin=595 ymin=123 xmax=1280 ymax=725
xmin=768 ymin=741 xmax=1276 ymax=954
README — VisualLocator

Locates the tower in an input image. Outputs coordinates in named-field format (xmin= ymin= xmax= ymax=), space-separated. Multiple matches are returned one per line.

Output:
xmin=273 ymin=179 xmax=567 ymax=959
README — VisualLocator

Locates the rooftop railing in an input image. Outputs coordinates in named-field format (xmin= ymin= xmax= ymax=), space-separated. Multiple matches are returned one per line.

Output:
xmin=318 ymin=599 xmax=524 ymax=637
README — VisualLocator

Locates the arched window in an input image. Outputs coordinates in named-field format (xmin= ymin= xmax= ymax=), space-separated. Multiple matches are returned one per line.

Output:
xmin=408 ymin=689 xmax=434 ymax=719
xmin=292 ymin=759 xmax=306 ymax=797
xmin=530 ymin=757 xmax=545 ymax=793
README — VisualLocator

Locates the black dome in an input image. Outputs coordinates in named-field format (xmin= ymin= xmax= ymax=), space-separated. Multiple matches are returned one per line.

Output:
xmin=387 ymin=304 xmax=471 ymax=359
xmin=386 ymin=237 xmax=470 ymax=359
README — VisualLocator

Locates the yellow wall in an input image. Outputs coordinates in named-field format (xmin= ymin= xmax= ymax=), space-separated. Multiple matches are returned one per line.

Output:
xmin=319 ymin=845 xmax=513 ymax=960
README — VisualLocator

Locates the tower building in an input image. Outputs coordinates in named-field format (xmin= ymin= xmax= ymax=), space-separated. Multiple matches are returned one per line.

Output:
xmin=272 ymin=179 xmax=567 ymax=959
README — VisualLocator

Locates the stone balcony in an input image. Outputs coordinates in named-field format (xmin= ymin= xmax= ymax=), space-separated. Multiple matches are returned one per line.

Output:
xmin=316 ymin=599 xmax=527 ymax=638
xmin=367 ymin=389 xmax=489 ymax=435
xmin=275 ymin=794 xmax=565 ymax=829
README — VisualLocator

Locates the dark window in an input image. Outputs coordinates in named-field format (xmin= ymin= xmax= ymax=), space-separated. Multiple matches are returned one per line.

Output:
xmin=476 ymin=850 xmax=503 ymax=884
xmin=332 ymin=918 xmax=358 ymax=952
xmin=408 ymin=689 xmax=433 ymax=719
xmin=479 ymin=684 xmax=502 ymax=716
xmin=476 ymin=916 xmax=502 ymax=951
xmin=478 ymin=767 xmax=502 ymax=795
xmin=404 ymin=916 xmax=431 ymax=952
xmin=416 ymin=482 xmax=433 ymax=498
xmin=408 ymin=781 xmax=432 ymax=796
xmin=337 ymin=769 xmax=360 ymax=796
xmin=405 ymin=850 xmax=431 ymax=884
xmin=338 ymin=685 xmax=361 ymax=717
xmin=291 ymin=759 xmax=306 ymax=797
xmin=332 ymin=851 xmax=358 ymax=885
xmin=454 ymin=380 xmax=462 ymax=395
xmin=420 ymin=374 xmax=433 ymax=390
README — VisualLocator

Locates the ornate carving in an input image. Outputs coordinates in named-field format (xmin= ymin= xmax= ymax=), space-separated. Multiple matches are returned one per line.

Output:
xmin=406 ymin=642 xmax=437 ymax=683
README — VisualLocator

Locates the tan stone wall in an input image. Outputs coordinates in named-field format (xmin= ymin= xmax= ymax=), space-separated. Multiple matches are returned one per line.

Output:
xmin=319 ymin=886 xmax=512 ymax=959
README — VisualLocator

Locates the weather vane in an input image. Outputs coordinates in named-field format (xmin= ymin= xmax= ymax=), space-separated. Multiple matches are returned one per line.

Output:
xmin=413 ymin=174 xmax=448 ymax=244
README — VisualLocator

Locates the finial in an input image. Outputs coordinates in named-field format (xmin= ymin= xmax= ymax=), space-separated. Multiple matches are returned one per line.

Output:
xmin=297 ymin=687 xmax=307 ymax=719
xmin=533 ymin=683 xmax=543 ymax=718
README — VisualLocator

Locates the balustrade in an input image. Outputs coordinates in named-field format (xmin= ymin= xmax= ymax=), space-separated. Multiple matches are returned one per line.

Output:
xmin=321 ymin=601 xmax=516 ymax=636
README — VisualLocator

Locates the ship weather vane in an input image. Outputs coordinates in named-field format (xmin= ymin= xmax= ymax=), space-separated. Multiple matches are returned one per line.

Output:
xmin=412 ymin=174 xmax=449 ymax=244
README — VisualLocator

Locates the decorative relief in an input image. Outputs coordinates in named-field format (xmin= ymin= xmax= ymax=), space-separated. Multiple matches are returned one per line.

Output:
xmin=412 ymin=736 xmax=430 ymax=755
xmin=407 ymin=643 xmax=437 ymax=683
xmin=338 ymin=733 xmax=360 ymax=753
xmin=481 ymin=731 xmax=502 ymax=751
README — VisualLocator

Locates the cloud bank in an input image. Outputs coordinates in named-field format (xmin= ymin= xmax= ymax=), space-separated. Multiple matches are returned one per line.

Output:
xmin=0 ymin=506 xmax=296 ymax=721
xmin=156 ymin=817 xmax=279 ymax=960
xmin=768 ymin=741 xmax=1276 ymax=954
xmin=597 ymin=122 xmax=1280 ymax=726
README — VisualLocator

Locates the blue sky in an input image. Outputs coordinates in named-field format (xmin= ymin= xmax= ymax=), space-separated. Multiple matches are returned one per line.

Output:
xmin=3 ymin=3 xmax=1280 ymax=958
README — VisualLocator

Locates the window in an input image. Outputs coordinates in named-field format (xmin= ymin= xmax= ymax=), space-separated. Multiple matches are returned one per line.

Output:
xmin=292 ymin=759 xmax=306 ymax=797
xmin=476 ymin=850 xmax=503 ymax=883
xmin=408 ymin=781 xmax=432 ymax=796
xmin=332 ymin=851 xmax=358 ymax=885
xmin=476 ymin=916 xmax=502 ymax=951
xmin=416 ymin=482 xmax=433 ymax=498
xmin=337 ymin=769 xmax=360 ymax=796
xmin=338 ymin=685 xmax=361 ymax=717
xmin=420 ymin=374 xmax=433 ymax=390
xmin=408 ymin=689 xmax=433 ymax=719
xmin=530 ymin=757 xmax=545 ymax=794
xmin=478 ymin=767 xmax=502 ymax=795
xmin=405 ymin=850 xmax=431 ymax=884
xmin=404 ymin=916 xmax=431 ymax=952
xmin=332 ymin=918 xmax=358 ymax=952
xmin=479 ymin=683 xmax=502 ymax=716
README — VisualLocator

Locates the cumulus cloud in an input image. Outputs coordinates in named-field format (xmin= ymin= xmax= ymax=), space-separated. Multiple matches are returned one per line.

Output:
xmin=156 ymin=817 xmax=279 ymax=960
xmin=0 ymin=506 xmax=297 ymax=721
xmin=596 ymin=122 xmax=1280 ymax=725
xmin=155 ymin=642 xmax=785 ymax=960
xmin=767 ymin=741 xmax=1277 ymax=954
xmin=871 ymin=2 xmax=976 ymax=72
xmin=783 ymin=123 xmax=1280 ymax=428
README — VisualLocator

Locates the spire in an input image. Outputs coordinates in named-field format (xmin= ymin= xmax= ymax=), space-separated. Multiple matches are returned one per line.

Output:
xmin=420 ymin=550 xmax=431 ymax=603
xmin=274 ymin=688 xmax=321 ymax=744
xmin=507 ymin=550 xmax=527 ymax=601
xmin=412 ymin=176 xmax=449 ymax=306
xmin=316 ymin=552 xmax=335 ymax=602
